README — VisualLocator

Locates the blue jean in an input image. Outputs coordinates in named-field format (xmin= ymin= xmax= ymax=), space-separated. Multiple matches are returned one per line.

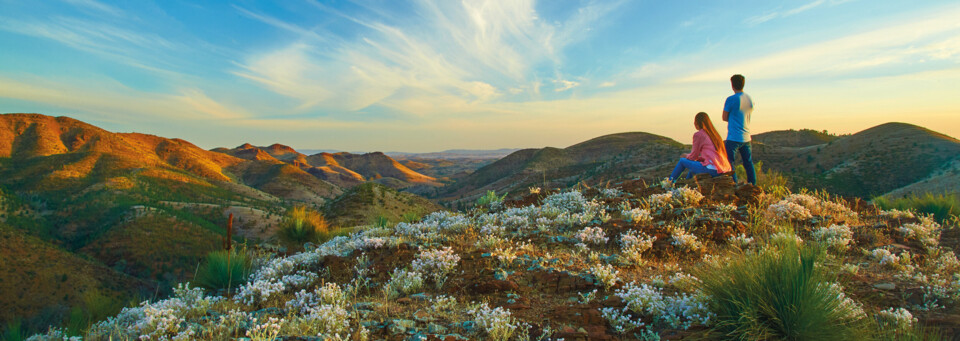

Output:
xmin=725 ymin=140 xmax=756 ymax=185
xmin=670 ymin=158 xmax=719 ymax=182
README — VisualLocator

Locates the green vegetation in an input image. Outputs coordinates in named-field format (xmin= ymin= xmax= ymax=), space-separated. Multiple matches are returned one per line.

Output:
xmin=873 ymin=193 xmax=959 ymax=223
xmin=400 ymin=211 xmax=422 ymax=223
xmin=476 ymin=190 xmax=506 ymax=208
xmin=372 ymin=214 xmax=391 ymax=228
xmin=2 ymin=319 xmax=23 ymax=341
xmin=735 ymin=161 xmax=790 ymax=192
xmin=65 ymin=290 xmax=128 ymax=337
xmin=278 ymin=206 xmax=330 ymax=246
xmin=193 ymin=249 xmax=253 ymax=293
xmin=698 ymin=244 xmax=867 ymax=340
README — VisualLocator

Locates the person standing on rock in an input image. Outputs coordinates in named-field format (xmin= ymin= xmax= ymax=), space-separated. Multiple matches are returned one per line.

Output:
xmin=722 ymin=74 xmax=756 ymax=185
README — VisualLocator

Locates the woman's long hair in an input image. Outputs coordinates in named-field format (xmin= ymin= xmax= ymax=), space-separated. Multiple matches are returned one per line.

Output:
xmin=695 ymin=112 xmax=728 ymax=160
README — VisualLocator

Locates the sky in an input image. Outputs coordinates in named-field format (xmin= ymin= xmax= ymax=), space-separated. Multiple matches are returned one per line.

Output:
xmin=1 ymin=0 xmax=958 ymax=152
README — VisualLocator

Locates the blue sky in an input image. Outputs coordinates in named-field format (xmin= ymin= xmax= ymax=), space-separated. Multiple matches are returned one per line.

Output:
xmin=1 ymin=0 xmax=958 ymax=152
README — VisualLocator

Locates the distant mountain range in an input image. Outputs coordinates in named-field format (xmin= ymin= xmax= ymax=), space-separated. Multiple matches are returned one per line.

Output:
xmin=212 ymin=144 xmax=438 ymax=189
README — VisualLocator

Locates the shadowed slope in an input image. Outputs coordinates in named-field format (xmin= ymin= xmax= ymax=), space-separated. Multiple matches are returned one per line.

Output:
xmin=754 ymin=122 xmax=960 ymax=197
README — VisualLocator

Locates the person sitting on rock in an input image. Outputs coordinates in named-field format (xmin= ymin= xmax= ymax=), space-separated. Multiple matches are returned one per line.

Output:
xmin=669 ymin=112 xmax=732 ymax=182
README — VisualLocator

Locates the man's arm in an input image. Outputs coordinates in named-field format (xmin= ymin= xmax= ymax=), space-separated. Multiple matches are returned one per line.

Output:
xmin=723 ymin=96 xmax=733 ymax=122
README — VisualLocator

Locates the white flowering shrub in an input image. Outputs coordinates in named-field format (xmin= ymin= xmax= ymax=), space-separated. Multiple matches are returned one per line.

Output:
xmin=435 ymin=295 xmax=458 ymax=311
xmin=898 ymin=216 xmax=941 ymax=249
xmin=871 ymin=248 xmax=902 ymax=268
xmin=590 ymin=263 xmax=621 ymax=289
xmin=283 ymin=283 xmax=352 ymax=337
xmin=480 ymin=224 xmax=508 ymax=236
xmin=620 ymin=230 xmax=656 ymax=265
xmin=645 ymin=187 xmax=705 ymax=210
xmin=247 ymin=317 xmax=283 ymax=341
xmin=493 ymin=246 xmax=518 ymax=266
xmin=877 ymin=307 xmax=917 ymax=329
xmin=621 ymin=207 xmax=653 ymax=223
xmin=543 ymin=190 xmax=590 ymax=212
xmin=670 ymin=228 xmax=702 ymax=252
xmin=468 ymin=303 xmax=519 ymax=341
xmin=82 ymin=283 xmax=222 ymax=340
xmin=602 ymin=188 xmax=623 ymax=198
xmin=384 ymin=268 xmax=425 ymax=298
xmin=646 ymin=192 xmax=674 ymax=209
xmin=672 ymin=187 xmax=704 ymax=206
xmin=412 ymin=247 xmax=460 ymax=287
xmin=599 ymin=307 xmax=648 ymax=335
xmin=767 ymin=201 xmax=813 ymax=221
xmin=575 ymin=226 xmax=609 ymax=245
xmin=727 ymin=233 xmax=753 ymax=249
xmin=613 ymin=282 xmax=715 ymax=330
xmin=769 ymin=194 xmax=857 ymax=223
xmin=811 ymin=224 xmax=854 ymax=252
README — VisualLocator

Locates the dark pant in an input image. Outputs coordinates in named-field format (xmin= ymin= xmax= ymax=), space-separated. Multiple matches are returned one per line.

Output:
xmin=725 ymin=140 xmax=756 ymax=185
xmin=669 ymin=158 xmax=719 ymax=182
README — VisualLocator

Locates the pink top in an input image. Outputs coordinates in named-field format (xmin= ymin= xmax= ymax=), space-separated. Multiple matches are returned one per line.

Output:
xmin=687 ymin=129 xmax=732 ymax=173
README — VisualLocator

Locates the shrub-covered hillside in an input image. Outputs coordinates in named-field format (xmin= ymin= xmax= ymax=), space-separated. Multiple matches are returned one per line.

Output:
xmin=23 ymin=180 xmax=960 ymax=340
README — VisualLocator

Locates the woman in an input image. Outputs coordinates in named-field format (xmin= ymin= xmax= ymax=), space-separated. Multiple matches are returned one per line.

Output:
xmin=669 ymin=112 xmax=732 ymax=182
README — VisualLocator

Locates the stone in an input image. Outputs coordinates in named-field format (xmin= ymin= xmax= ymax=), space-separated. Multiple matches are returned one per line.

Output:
xmin=874 ymin=283 xmax=896 ymax=290
xmin=389 ymin=319 xmax=416 ymax=335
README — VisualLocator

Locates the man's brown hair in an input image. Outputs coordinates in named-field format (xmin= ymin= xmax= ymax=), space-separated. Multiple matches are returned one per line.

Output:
xmin=731 ymin=74 xmax=745 ymax=91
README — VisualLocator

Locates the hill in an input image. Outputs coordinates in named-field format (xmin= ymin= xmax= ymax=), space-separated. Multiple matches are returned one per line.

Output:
xmin=29 ymin=180 xmax=960 ymax=340
xmin=442 ymin=123 xmax=960 ymax=203
xmin=440 ymin=132 xmax=686 ymax=202
xmin=752 ymin=128 xmax=840 ymax=147
xmin=0 ymin=222 xmax=147 ymax=331
xmin=0 ymin=114 xmax=339 ymax=328
xmin=752 ymin=122 xmax=960 ymax=197
xmin=214 ymin=144 xmax=439 ymax=189
xmin=323 ymin=182 xmax=443 ymax=228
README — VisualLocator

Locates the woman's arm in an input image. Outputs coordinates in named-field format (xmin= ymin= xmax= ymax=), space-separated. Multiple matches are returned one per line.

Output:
xmin=686 ymin=131 xmax=704 ymax=161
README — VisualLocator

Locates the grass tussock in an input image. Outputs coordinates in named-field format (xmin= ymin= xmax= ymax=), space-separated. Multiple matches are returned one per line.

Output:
xmin=698 ymin=244 xmax=867 ymax=340
xmin=278 ymin=206 xmax=330 ymax=245
xmin=873 ymin=193 xmax=959 ymax=223
xmin=193 ymin=249 xmax=253 ymax=293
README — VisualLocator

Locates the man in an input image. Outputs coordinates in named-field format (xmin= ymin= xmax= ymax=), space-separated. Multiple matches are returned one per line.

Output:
xmin=722 ymin=74 xmax=756 ymax=185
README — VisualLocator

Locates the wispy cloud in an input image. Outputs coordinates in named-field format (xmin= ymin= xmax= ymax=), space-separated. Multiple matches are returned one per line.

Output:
xmin=684 ymin=5 xmax=960 ymax=82
xmin=0 ymin=75 xmax=248 ymax=122
xmin=745 ymin=0 xmax=829 ymax=25
xmin=0 ymin=15 xmax=184 ymax=75
xmin=233 ymin=0 xmax=622 ymax=116
xmin=61 ymin=0 xmax=124 ymax=17
xmin=554 ymin=79 xmax=580 ymax=92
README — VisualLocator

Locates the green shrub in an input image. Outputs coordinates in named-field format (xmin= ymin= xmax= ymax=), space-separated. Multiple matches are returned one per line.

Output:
xmin=2 ymin=319 xmax=22 ymax=341
xmin=193 ymin=249 xmax=253 ymax=293
xmin=698 ymin=244 xmax=867 ymax=340
xmin=873 ymin=193 xmax=959 ymax=223
xmin=401 ymin=212 xmax=422 ymax=223
xmin=476 ymin=190 xmax=505 ymax=209
xmin=278 ymin=206 xmax=329 ymax=245
xmin=372 ymin=214 xmax=391 ymax=228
